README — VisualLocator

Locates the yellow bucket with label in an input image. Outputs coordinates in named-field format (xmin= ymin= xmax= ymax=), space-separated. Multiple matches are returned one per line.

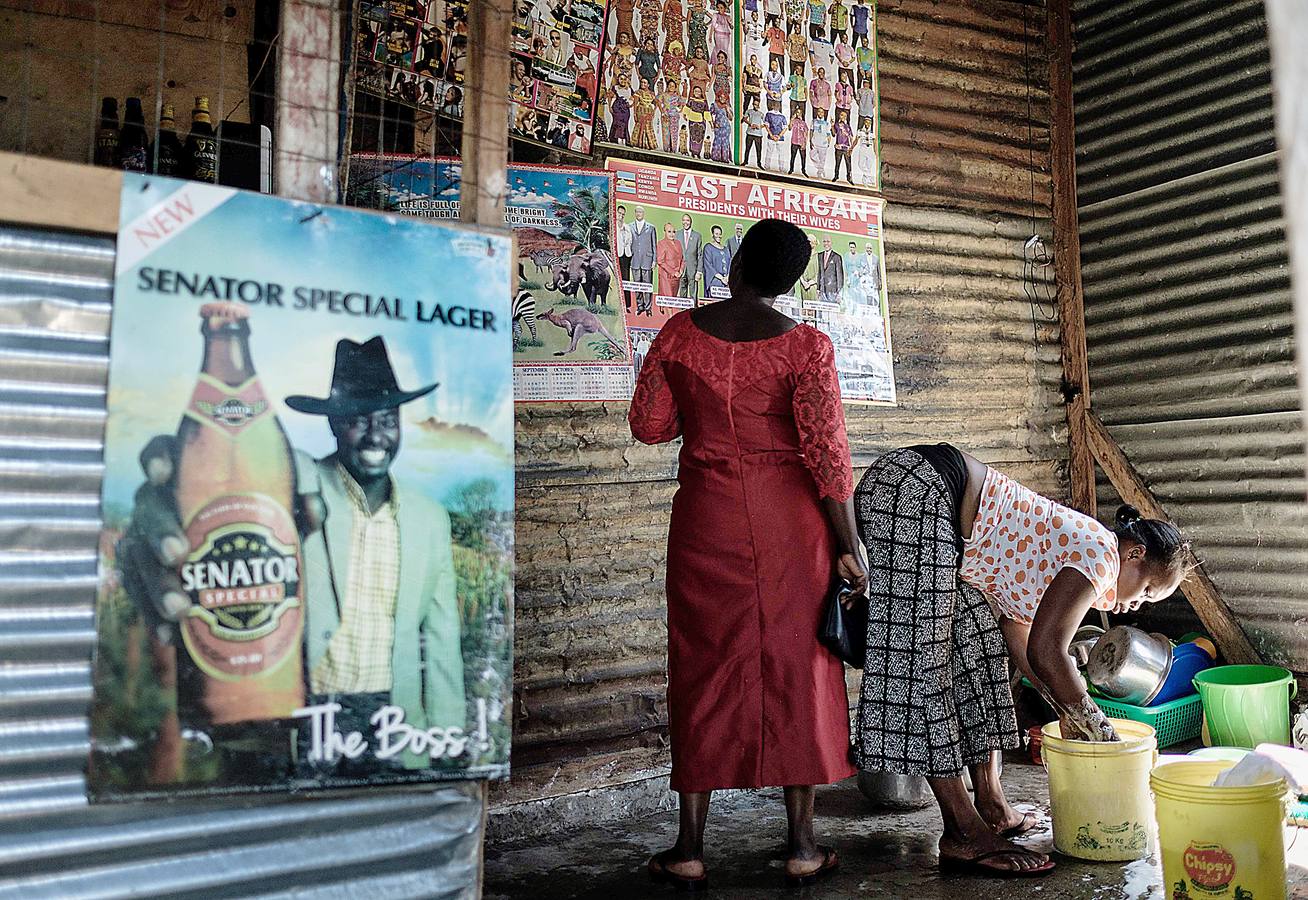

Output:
xmin=1041 ymin=719 xmax=1158 ymax=861
xmin=1151 ymin=760 xmax=1289 ymax=900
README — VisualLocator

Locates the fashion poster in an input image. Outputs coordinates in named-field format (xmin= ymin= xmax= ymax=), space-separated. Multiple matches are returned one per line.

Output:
xmin=737 ymin=0 xmax=878 ymax=188
xmin=90 ymin=174 xmax=514 ymax=801
xmin=597 ymin=0 xmax=739 ymax=163
xmin=347 ymin=155 xmax=633 ymax=401
xmin=608 ymin=158 xmax=894 ymax=403
xmin=353 ymin=0 xmax=608 ymax=154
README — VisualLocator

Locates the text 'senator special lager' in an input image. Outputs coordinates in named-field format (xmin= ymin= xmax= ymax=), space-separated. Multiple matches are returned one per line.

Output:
xmin=175 ymin=302 xmax=304 ymax=724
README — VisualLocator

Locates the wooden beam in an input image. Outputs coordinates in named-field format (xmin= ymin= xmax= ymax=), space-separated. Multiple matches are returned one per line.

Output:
xmin=1047 ymin=0 xmax=1095 ymax=517
xmin=0 ymin=151 xmax=120 ymax=234
xmin=459 ymin=0 xmax=512 ymax=225
xmin=1083 ymin=410 xmax=1262 ymax=665
xmin=275 ymin=0 xmax=341 ymax=202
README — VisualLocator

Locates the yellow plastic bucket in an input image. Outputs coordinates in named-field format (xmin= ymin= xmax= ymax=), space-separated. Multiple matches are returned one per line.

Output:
xmin=1041 ymin=719 xmax=1158 ymax=861
xmin=1151 ymin=760 xmax=1289 ymax=900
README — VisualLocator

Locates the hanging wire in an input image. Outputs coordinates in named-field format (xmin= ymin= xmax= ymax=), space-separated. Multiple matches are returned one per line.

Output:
xmin=1021 ymin=2 xmax=1056 ymax=350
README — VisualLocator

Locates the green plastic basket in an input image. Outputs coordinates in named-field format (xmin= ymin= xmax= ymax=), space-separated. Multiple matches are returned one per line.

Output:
xmin=1089 ymin=693 xmax=1203 ymax=749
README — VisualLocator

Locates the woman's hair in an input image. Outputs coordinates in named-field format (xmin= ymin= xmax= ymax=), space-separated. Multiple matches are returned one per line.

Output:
xmin=1113 ymin=504 xmax=1189 ymax=577
xmin=733 ymin=219 xmax=812 ymax=296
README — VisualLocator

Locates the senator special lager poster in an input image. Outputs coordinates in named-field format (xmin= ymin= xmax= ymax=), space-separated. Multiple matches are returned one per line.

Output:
xmin=90 ymin=174 xmax=514 ymax=799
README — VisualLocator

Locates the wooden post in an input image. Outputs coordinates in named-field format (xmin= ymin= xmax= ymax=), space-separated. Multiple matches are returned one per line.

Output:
xmin=1047 ymin=0 xmax=1096 ymax=516
xmin=275 ymin=0 xmax=341 ymax=202
xmin=460 ymin=0 xmax=512 ymax=226
xmin=1083 ymin=411 xmax=1262 ymax=665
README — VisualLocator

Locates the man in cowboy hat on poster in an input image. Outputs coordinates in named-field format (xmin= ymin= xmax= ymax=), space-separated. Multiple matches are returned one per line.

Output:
xmin=285 ymin=335 xmax=464 ymax=774
xmin=118 ymin=336 xmax=464 ymax=778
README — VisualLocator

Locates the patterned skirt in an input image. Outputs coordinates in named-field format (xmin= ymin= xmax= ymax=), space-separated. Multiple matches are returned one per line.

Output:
xmin=851 ymin=449 xmax=1020 ymax=778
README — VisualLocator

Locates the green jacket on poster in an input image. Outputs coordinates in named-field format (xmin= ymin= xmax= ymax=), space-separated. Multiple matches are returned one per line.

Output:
xmin=298 ymin=451 xmax=465 ymax=769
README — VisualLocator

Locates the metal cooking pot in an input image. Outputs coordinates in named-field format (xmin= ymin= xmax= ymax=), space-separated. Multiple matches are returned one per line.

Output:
xmin=857 ymin=769 xmax=933 ymax=809
xmin=1069 ymin=624 xmax=1105 ymax=668
xmin=1087 ymin=625 xmax=1173 ymax=705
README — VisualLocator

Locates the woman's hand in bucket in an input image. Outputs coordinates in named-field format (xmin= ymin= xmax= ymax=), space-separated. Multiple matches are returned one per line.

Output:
xmin=837 ymin=551 xmax=869 ymax=601
xmin=1059 ymin=695 xmax=1120 ymax=742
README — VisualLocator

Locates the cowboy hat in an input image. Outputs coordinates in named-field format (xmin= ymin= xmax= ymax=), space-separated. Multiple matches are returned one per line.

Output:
xmin=284 ymin=336 xmax=437 ymax=417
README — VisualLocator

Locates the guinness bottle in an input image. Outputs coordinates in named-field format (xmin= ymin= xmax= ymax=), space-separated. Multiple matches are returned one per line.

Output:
xmin=175 ymin=302 xmax=304 ymax=724
xmin=117 ymin=97 xmax=150 ymax=172
xmin=94 ymin=97 xmax=119 ymax=167
xmin=184 ymin=96 xmax=218 ymax=183
xmin=155 ymin=103 xmax=184 ymax=177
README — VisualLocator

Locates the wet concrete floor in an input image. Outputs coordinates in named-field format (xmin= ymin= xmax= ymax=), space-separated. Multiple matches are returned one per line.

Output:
xmin=486 ymin=758 xmax=1308 ymax=899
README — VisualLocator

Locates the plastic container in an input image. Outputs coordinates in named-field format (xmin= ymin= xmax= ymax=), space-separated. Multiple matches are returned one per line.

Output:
xmin=1150 ymin=643 xmax=1215 ymax=706
xmin=1092 ymin=692 xmax=1204 ymax=748
xmin=1151 ymin=759 xmax=1290 ymax=899
xmin=1193 ymin=665 xmax=1298 ymax=748
xmin=1187 ymin=747 xmax=1251 ymax=764
xmin=1041 ymin=719 xmax=1157 ymax=861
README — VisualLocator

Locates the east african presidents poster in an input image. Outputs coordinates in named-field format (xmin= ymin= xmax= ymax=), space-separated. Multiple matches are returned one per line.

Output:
xmin=608 ymin=158 xmax=893 ymax=403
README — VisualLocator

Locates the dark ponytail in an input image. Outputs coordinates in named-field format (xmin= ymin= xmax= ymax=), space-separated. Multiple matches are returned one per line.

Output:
xmin=1113 ymin=504 xmax=1189 ymax=577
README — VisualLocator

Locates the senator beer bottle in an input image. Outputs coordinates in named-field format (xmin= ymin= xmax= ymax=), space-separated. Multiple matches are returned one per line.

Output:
xmin=175 ymin=302 xmax=304 ymax=724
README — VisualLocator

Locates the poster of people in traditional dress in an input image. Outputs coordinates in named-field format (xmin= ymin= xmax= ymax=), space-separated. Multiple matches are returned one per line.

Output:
xmin=346 ymin=155 xmax=633 ymax=401
xmin=737 ymin=0 xmax=878 ymax=189
xmin=596 ymin=0 xmax=739 ymax=164
xmin=353 ymin=0 xmax=610 ymax=155
xmin=608 ymin=158 xmax=893 ymax=403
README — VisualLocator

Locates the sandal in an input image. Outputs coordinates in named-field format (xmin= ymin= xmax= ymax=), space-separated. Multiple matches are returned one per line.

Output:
xmin=648 ymin=851 xmax=709 ymax=892
xmin=940 ymin=849 xmax=1055 ymax=878
xmin=784 ymin=846 xmax=839 ymax=888
xmin=997 ymin=811 xmax=1040 ymax=839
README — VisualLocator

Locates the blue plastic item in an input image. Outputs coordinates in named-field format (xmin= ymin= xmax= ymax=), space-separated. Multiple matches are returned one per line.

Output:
xmin=1148 ymin=642 xmax=1214 ymax=707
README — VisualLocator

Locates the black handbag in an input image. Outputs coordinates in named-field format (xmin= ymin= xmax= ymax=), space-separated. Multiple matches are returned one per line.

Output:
xmin=819 ymin=580 xmax=868 ymax=668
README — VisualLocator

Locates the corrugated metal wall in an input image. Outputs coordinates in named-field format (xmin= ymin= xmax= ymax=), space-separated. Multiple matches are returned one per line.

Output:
xmin=1073 ymin=0 xmax=1308 ymax=669
xmin=0 ymin=224 xmax=484 ymax=898
xmin=500 ymin=0 xmax=1068 ymax=809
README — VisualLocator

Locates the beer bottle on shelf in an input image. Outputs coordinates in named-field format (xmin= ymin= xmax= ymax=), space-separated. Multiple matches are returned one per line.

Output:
xmin=117 ymin=97 xmax=151 ymax=172
xmin=174 ymin=302 xmax=305 ymax=725
xmin=156 ymin=103 xmax=184 ymax=177
xmin=94 ymin=97 xmax=119 ymax=167
xmin=185 ymin=96 xmax=218 ymax=183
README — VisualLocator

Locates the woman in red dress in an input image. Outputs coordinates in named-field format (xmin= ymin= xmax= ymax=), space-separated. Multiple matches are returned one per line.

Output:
xmin=629 ymin=219 xmax=867 ymax=890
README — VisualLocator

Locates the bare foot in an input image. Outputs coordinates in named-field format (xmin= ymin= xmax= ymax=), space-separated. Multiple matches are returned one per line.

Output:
xmin=977 ymin=800 xmax=1036 ymax=836
xmin=938 ymin=832 xmax=1050 ymax=874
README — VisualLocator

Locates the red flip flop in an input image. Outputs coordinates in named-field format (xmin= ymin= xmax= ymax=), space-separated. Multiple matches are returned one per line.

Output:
xmin=940 ymin=850 xmax=1055 ymax=878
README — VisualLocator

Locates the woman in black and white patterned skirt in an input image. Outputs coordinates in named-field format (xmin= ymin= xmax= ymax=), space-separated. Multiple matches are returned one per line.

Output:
xmin=850 ymin=444 xmax=1187 ymax=878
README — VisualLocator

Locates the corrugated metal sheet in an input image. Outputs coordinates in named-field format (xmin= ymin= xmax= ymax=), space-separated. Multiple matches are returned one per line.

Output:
xmin=1072 ymin=0 xmax=1276 ymax=205
xmin=1074 ymin=0 xmax=1308 ymax=670
xmin=501 ymin=0 xmax=1066 ymax=808
xmin=0 ymin=224 xmax=484 ymax=898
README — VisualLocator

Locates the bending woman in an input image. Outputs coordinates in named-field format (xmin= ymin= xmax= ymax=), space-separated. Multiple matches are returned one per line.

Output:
xmin=630 ymin=219 xmax=868 ymax=890
xmin=851 ymin=444 xmax=1187 ymax=877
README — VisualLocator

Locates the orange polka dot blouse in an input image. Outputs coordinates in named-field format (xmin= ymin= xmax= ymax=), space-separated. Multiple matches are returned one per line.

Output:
xmin=958 ymin=468 xmax=1119 ymax=624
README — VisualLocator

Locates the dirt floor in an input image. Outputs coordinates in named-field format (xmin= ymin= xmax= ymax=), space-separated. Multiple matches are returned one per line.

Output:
xmin=485 ymin=756 xmax=1308 ymax=899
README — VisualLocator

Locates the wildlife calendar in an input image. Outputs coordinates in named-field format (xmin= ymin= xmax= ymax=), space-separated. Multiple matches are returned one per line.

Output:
xmin=347 ymin=155 xmax=633 ymax=401
xmin=608 ymin=157 xmax=894 ymax=403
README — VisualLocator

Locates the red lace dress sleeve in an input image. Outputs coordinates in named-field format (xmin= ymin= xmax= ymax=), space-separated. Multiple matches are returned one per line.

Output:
xmin=792 ymin=332 xmax=853 ymax=501
xmin=629 ymin=332 xmax=682 ymax=444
